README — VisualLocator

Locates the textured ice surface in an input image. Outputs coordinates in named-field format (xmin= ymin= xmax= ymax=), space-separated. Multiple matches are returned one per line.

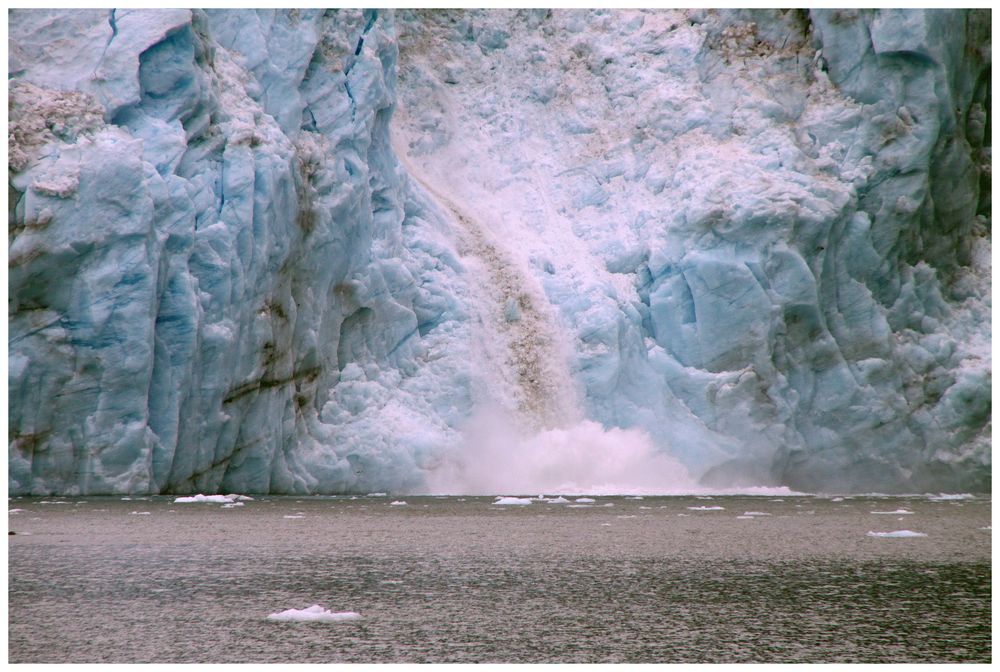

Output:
xmin=266 ymin=605 xmax=361 ymax=622
xmin=8 ymin=9 xmax=991 ymax=496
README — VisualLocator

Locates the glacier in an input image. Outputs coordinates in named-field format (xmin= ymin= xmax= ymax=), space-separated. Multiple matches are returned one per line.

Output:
xmin=8 ymin=9 xmax=991 ymax=495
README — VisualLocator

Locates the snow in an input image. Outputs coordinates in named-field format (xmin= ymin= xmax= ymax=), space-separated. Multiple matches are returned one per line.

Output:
xmin=867 ymin=530 xmax=928 ymax=538
xmin=493 ymin=497 xmax=533 ymax=506
xmin=7 ymin=9 xmax=990 ymax=497
xmin=267 ymin=605 xmax=362 ymax=623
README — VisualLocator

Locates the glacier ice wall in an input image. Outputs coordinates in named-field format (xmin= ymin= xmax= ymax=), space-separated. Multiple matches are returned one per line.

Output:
xmin=8 ymin=9 xmax=991 ymax=495
xmin=10 ymin=9 xmax=476 ymax=495
xmin=390 ymin=8 xmax=991 ymax=493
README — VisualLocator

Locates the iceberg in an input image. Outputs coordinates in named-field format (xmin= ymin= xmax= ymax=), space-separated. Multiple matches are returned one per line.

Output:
xmin=866 ymin=530 xmax=928 ymax=538
xmin=8 ymin=9 xmax=990 ymax=496
xmin=266 ymin=605 xmax=362 ymax=623
xmin=493 ymin=497 xmax=533 ymax=506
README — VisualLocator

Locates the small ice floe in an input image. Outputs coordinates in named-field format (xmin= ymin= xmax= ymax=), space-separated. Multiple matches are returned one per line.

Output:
xmin=545 ymin=496 xmax=570 ymax=504
xmin=831 ymin=497 xmax=844 ymax=502
xmin=566 ymin=504 xmax=592 ymax=508
xmin=174 ymin=494 xmax=235 ymax=504
xmin=121 ymin=497 xmax=132 ymax=501
xmin=283 ymin=514 xmax=305 ymax=519
xmin=980 ymin=525 xmax=991 ymax=531
xmin=494 ymin=497 xmax=532 ymax=506
xmin=8 ymin=509 xmax=24 ymax=514
xmin=616 ymin=515 xmax=637 ymax=519
xmin=602 ymin=503 xmax=615 ymax=507
xmin=867 ymin=530 xmax=927 ymax=538
xmin=695 ymin=496 xmax=714 ymax=500
xmin=221 ymin=502 xmax=244 ymax=508
xmin=129 ymin=511 xmax=151 ymax=516
xmin=600 ymin=523 xmax=611 ymax=526
xmin=267 ymin=605 xmax=361 ymax=623
xmin=871 ymin=509 xmax=914 ymax=515
xmin=40 ymin=501 xmax=69 ymax=505
xmin=769 ymin=499 xmax=784 ymax=502
xmin=639 ymin=506 xmax=651 ymax=510
xmin=575 ymin=498 xmax=596 ymax=503
xmin=626 ymin=496 xmax=644 ymax=500
xmin=367 ymin=492 xmax=387 ymax=497
xmin=687 ymin=506 xmax=724 ymax=511
xmin=389 ymin=501 xmax=407 ymax=506
xmin=677 ymin=513 xmax=689 ymax=517
xmin=736 ymin=516 xmax=755 ymax=520
xmin=228 ymin=494 xmax=254 ymax=501
xmin=743 ymin=511 xmax=771 ymax=516
xmin=928 ymin=493 xmax=974 ymax=501
xmin=381 ymin=579 xmax=403 ymax=585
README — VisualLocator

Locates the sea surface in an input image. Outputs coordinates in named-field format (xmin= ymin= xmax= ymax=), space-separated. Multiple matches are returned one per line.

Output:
xmin=7 ymin=494 xmax=991 ymax=663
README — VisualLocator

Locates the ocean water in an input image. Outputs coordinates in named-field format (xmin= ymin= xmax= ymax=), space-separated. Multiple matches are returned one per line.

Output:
xmin=7 ymin=494 xmax=991 ymax=663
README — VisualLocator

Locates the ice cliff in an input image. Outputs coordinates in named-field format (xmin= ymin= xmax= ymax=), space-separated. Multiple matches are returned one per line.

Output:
xmin=8 ymin=9 xmax=991 ymax=495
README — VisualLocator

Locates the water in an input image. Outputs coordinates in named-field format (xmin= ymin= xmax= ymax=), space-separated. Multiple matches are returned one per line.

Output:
xmin=8 ymin=495 xmax=991 ymax=663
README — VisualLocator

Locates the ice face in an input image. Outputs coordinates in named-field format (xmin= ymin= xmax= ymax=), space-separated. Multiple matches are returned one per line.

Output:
xmin=8 ymin=9 xmax=991 ymax=496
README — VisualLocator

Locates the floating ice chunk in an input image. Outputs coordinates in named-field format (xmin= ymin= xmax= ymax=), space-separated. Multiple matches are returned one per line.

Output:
xmin=626 ymin=496 xmax=644 ymax=500
xmin=174 ymin=494 xmax=235 ymax=504
xmin=566 ymin=504 xmax=592 ymax=508
xmin=40 ymin=501 xmax=69 ymax=504
xmin=736 ymin=516 xmax=754 ymax=519
xmin=867 ymin=530 xmax=927 ymax=538
xmin=687 ymin=506 xmax=725 ymax=511
xmin=742 ymin=511 xmax=771 ymax=516
xmin=493 ymin=497 xmax=532 ymax=505
xmin=221 ymin=502 xmax=244 ymax=508
xmin=129 ymin=511 xmax=151 ymax=515
xmin=602 ymin=503 xmax=615 ymax=507
xmin=367 ymin=493 xmax=388 ymax=497
xmin=871 ymin=509 xmax=914 ymax=515
xmin=267 ymin=605 xmax=362 ymax=622
xmin=283 ymin=514 xmax=305 ymax=519
xmin=228 ymin=494 xmax=254 ymax=501
xmin=8 ymin=509 xmax=24 ymax=514
xmin=928 ymin=493 xmax=974 ymax=501
xmin=575 ymin=498 xmax=596 ymax=503
xmin=981 ymin=526 xmax=991 ymax=531
xmin=390 ymin=501 xmax=408 ymax=506
xmin=600 ymin=523 xmax=611 ymax=526
xmin=831 ymin=497 xmax=845 ymax=502
xmin=639 ymin=506 xmax=651 ymax=510
xmin=545 ymin=496 xmax=570 ymax=504
xmin=695 ymin=496 xmax=714 ymax=500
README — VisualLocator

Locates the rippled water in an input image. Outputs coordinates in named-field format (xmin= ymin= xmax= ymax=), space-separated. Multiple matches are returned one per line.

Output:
xmin=8 ymin=494 xmax=991 ymax=663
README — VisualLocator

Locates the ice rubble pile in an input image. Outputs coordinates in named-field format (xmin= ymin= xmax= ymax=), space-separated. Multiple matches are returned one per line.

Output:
xmin=8 ymin=9 xmax=990 ymax=495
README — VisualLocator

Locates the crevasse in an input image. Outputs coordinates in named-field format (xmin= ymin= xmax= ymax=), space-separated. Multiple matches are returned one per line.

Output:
xmin=8 ymin=9 xmax=991 ymax=495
